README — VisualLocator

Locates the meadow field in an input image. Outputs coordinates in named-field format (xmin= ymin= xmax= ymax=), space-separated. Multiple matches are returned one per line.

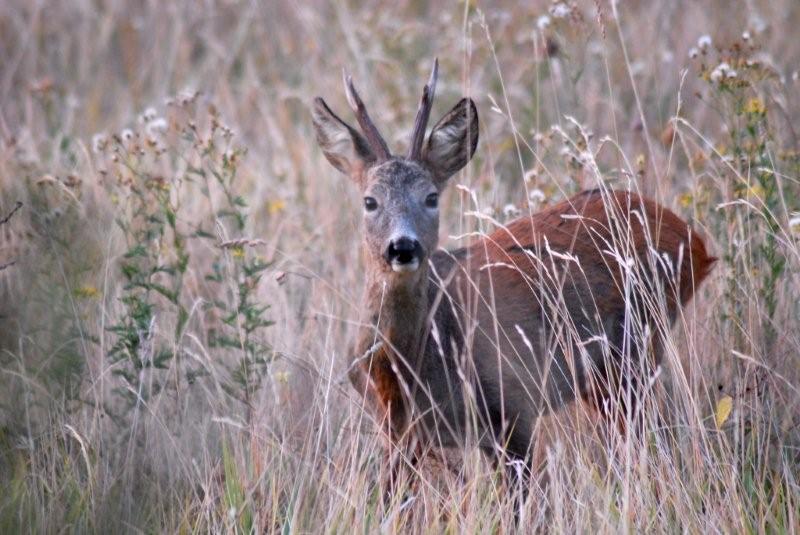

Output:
xmin=1 ymin=0 xmax=799 ymax=532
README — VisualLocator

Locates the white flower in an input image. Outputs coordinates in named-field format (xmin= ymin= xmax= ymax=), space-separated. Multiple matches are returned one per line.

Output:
xmin=697 ymin=34 xmax=712 ymax=50
xmin=140 ymin=107 xmax=157 ymax=123
xmin=529 ymin=189 xmax=546 ymax=203
xmin=92 ymin=133 xmax=108 ymax=153
xmin=537 ymin=15 xmax=551 ymax=30
xmin=742 ymin=31 xmax=751 ymax=41
xmin=145 ymin=117 xmax=168 ymax=137
xmin=688 ymin=47 xmax=699 ymax=59
xmin=120 ymin=128 xmax=135 ymax=142
xmin=789 ymin=213 xmax=800 ymax=232
xmin=710 ymin=62 xmax=737 ymax=82
xmin=549 ymin=2 xmax=571 ymax=18
xmin=178 ymin=89 xmax=199 ymax=106
xmin=503 ymin=203 xmax=520 ymax=218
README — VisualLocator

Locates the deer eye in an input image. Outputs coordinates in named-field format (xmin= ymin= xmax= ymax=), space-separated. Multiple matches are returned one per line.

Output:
xmin=364 ymin=196 xmax=378 ymax=212
xmin=425 ymin=193 xmax=438 ymax=209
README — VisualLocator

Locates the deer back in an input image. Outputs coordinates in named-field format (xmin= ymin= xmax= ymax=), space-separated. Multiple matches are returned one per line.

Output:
xmin=415 ymin=189 xmax=715 ymax=453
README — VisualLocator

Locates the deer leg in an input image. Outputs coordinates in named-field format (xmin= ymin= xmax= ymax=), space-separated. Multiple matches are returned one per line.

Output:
xmin=482 ymin=418 xmax=537 ymax=524
xmin=487 ymin=448 xmax=534 ymax=526
xmin=583 ymin=316 xmax=668 ymax=437
xmin=582 ymin=349 xmax=642 ymax=437
xmin=381 ymin=401 xmax=426 ymax=511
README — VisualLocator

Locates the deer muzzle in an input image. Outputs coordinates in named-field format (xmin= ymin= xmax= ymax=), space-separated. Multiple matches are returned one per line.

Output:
xmin=384 ymin=236 xmax=423 ymax=272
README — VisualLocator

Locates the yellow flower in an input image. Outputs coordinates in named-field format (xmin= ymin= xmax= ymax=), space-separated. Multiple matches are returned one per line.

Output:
xmin=74 ymin=286 xmax=101 ymax=299
xmin=744 ymin=97 xmax=766 ymax=115
xmin=679 ymin=192 xmax=693 ymax=208
xmin=231 ymin=246 xmax=245 ymax=259
xmin=748 ymin=184 xmax=766 ymax=199
xmin=267 ymin=199 xmax=285 ymax=215
xmin=635 ymin=154 xmax=646 ymax=176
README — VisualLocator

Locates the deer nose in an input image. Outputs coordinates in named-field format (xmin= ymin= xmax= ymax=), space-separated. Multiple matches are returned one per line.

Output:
xmin=384 ymin=236 xmax=423 ymax=271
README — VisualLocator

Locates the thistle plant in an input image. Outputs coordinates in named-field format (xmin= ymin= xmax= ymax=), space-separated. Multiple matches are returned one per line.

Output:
xmin=692 ymin=34 xmax=796 ymax=356
xmin=186 ymin=111 xmax=275 ymax=424
xmin=102 ymin=122 xmax=190 ymax=418
xmin=98 ymin=100 xmax=274 ymax=425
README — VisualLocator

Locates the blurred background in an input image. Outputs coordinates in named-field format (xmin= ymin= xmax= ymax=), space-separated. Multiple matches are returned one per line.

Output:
xmin=0 ymin=0 xmax=798 ymax=532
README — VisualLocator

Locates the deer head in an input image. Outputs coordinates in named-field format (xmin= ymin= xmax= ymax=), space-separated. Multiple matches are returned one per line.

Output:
xmin=312 ymin=59 xmax=478 ymax=279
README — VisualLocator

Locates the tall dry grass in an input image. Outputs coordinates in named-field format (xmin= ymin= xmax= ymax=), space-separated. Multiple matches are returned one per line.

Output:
xmin=0 ymin=0 xmax=798 ymax=532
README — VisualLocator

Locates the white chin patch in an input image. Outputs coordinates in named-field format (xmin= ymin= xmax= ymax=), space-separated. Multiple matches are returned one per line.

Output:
xmin=391 ymin=259 xmax=420 ymax=273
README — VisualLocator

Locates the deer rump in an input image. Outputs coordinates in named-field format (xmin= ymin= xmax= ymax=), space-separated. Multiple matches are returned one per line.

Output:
xmin=362 ymin=189 xmax=715 ymax=459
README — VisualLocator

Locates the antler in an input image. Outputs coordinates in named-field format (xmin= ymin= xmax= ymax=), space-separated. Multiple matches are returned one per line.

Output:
xmin=342 ymin=70 xmax=391 ymax=161
xmin=407 ymin=58 xmax=439 ymax=160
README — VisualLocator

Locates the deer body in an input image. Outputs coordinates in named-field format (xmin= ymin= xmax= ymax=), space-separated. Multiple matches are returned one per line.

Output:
xmin=349 ymin=188 xmax=714 ymax=459
xmin=313 ymin=60 xmax=714 ymax=466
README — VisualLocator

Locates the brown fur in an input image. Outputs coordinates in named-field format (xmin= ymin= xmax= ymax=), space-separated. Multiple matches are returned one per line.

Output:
xmin=350 ymin=188 xmax=715 ymax=455
xmin=312 ymin=67 xmax=715 ymax=473
xmin=479 ymin=190 xmax=715 ymax=306
xmin=460 ymin=189 xmax=716 ymax=436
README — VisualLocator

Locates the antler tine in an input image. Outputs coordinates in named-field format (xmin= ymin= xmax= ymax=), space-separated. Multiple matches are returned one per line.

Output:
xmin=407 ymin=58 xmax=439 ymax=160
xmin=342 ymin=69 xmax=391 ymax=161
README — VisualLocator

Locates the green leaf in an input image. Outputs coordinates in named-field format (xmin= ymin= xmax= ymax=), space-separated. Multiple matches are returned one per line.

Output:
xmin=186 ymin=165 xmax=206 ymax=178
xmin=151 ymin=283 xmax=178 ymax=304
xmin=193 ymin=228 xmax=215 ymax=239
xmin=165 ymin=206 xmax=176 ymax=228
xmin=124 ymin=244 xmax=148 ymax=258
xmin=153 ymin=349 xmax=173 ymax=369
xmin=176 ymin=307 xmax=189 ymax=338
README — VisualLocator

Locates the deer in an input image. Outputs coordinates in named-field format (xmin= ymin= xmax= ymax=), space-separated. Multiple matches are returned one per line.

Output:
xmin=311 ymin=59 xmax=715 ymax=488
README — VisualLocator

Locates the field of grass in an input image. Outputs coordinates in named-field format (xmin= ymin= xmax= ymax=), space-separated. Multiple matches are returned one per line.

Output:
xmin=1 ymin=0 xmax=799 ymax=532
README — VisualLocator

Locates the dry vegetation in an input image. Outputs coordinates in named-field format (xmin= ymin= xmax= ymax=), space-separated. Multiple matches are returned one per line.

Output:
xmin=1 ymin=0 xmax=799 ymax=532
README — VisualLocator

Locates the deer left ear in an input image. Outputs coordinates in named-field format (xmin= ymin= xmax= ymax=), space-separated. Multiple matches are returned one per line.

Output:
xmin=311 ymin=97 xmax=376 ymax=180
xmin=422 ymin=98 xmax=479 ymax=185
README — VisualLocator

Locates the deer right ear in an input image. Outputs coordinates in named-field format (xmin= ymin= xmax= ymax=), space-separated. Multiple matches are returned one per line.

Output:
xmin=423 ymin=98 xmax=479 ymax=185
xmin=312 ymin=97 xmax=375 ymax=179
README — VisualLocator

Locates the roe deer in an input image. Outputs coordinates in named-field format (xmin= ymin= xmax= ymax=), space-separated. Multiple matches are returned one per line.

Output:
xmin=312 ymin=59 xmax=715 ymax=475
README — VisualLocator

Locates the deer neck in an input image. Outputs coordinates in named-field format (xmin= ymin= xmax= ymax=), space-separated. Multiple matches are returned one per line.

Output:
xmin=361 ymin=264 xmax=430 ymax=363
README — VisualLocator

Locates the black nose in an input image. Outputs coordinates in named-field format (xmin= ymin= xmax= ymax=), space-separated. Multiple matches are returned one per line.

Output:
xmin=385 ymin=237 xmax=422 ymax=265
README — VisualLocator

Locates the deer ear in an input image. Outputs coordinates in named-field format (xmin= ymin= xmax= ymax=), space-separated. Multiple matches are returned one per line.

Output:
xmin=422 ymin=98 xmax=479 ymax=185
xmin=312 ymin=97 xmax=375 ymax=179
